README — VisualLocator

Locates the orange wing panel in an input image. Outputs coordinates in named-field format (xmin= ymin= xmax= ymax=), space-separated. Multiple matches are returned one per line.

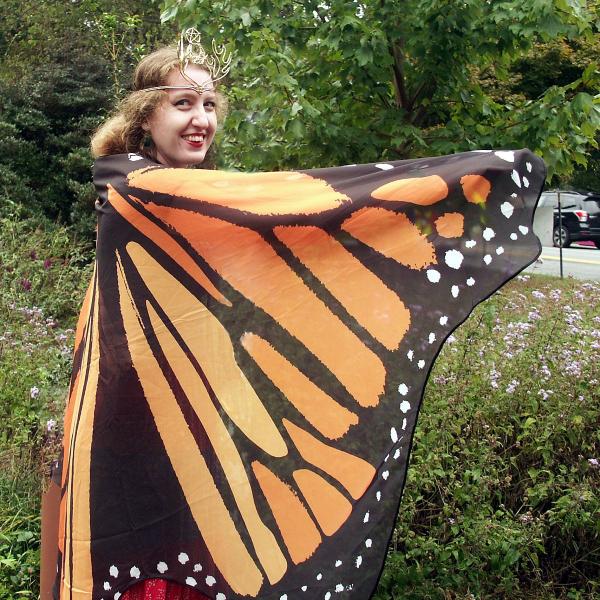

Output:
xmin=274 ymin=225 xmax=411 ymax=351
xmin=127 ymin=168 xmax=350 ymax=215
xmin=283 ymin=419 xmax=375 ymax=501
xmin=140 ymin=203 xmax=386 ymax=409
xmin=252 ymin=461 xmax=322 ymax=564
xmin=342 ymin=207 xmax=436 ymax=270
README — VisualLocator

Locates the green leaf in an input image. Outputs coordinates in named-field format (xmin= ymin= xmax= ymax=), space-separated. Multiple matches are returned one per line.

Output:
xmin=240 ymin=10 xmax=252 ymax=27
xmin=290 ymin=101 xmax=302 ymax=116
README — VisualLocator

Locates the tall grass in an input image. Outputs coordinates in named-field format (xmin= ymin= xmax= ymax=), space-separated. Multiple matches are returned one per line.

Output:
xmin=1 ymin=214 xmax=598 ymax=598
xmin=0 ymin=214 xmax=92 ymax=598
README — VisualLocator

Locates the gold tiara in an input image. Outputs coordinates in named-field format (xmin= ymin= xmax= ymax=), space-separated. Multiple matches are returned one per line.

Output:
xmin=143 ymin=28 xmax=232 ymax=95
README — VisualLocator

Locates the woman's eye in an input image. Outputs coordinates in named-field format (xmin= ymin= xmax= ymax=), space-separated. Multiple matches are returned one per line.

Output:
xmin=175 ymin=99 xmax=191 ymax=107
xmin=204 ymin=100 xmax=217 ymax=110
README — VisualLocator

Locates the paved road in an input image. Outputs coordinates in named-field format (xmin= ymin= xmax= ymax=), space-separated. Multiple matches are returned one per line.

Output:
xmin=524 ymin=243 xmax=600 ymax=281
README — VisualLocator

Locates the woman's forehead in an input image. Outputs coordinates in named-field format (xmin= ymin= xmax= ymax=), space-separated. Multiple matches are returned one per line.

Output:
xmin=166 ymin=65 xmax=214 ymax=91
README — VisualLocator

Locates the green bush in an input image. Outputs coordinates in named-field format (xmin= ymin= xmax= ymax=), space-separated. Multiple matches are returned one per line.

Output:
xmin=0 ymin=57 xmax=109 ymax=238
xmin=375 ymin=275 xmax=600 ymax=599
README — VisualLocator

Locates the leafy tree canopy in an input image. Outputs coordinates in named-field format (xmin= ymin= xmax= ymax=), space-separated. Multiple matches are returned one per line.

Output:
xmin=161 ymin=0 xmax=600 ymax=179
xmin=0 ymin=0 xmax=173 ymax=231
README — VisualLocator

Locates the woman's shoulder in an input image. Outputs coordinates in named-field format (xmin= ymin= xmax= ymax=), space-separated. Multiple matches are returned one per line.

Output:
xmin=93 ymin=152 xmax=161 ymax=189
xmin=93 ymin=152 xmax=159 ymax=177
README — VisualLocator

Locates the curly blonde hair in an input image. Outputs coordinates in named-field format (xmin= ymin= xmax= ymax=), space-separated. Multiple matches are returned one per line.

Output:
xmin=91 ymin=47 xmax=227 ymax=160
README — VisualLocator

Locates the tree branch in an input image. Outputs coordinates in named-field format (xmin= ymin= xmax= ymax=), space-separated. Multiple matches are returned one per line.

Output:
xmin=388 ymin=40 xmax=409 ymax=109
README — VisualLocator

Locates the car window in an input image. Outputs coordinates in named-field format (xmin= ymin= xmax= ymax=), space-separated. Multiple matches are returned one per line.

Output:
xmin=539 ymin=194 xmax=558 ymax=208
xmin=583 ymin=198 xmax=600 ymax=214
xmin=558 ymin=194 xmax=580 ymax=209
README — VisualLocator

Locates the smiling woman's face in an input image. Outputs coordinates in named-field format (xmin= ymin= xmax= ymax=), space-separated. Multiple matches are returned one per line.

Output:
xmin=144 ymin=65 xmax=217 ymax=168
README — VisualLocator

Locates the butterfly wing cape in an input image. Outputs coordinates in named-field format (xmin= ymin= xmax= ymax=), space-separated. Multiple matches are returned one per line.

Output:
xmin=57 ymin=149 xmax=545 ymax=600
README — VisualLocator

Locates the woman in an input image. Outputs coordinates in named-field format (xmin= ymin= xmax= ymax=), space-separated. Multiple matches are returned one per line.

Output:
xmin=50 ymin=30 xmax=545 ymax=600
xmin=51 ymin=41 xmax=222 ymax=600
xmin=91 ymin=45 xmax=225 ymax=168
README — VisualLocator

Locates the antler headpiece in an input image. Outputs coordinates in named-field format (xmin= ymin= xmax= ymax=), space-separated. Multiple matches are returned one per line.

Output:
xmin=143 ymin=28 xmax=232 ymax=95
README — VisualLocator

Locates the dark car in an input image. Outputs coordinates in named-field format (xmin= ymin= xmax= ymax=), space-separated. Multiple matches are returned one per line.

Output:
xmin=538 ymin=190 xmax=600 ymax=248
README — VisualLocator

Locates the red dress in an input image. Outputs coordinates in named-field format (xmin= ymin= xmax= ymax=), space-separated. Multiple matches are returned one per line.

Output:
xmin=121 ymin=579 xmax=209 ymax=600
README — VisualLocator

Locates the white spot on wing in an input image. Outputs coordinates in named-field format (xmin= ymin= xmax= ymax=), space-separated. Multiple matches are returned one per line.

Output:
xmin=495 ymin=150 xmax=514 ymax=162
xmin=390 ymin=427 xmax=398 ymax=442
xmin=440 ymin=315 xmax=448 ymax=325
xmin=523 ymin=176 xmax=529 ymax=188
xmin=336 ymin=583 xmax=344 ymax=592
xmin=451 ymin=285 xmax=459 ymax=298
xmin=400 ymin=400 xmax=411 ymax=413
xmin=445 ymin=249 xmax=464 ymax=269
xmin=418 ymin=359 xmax=425 ymax=369
xmin=109 ymin=566 xmax=118 ymax=578
xmin=501 ymin=202 xmax=514 ymax=218
xmin=483 ymin=255 xmax=492 ymax=265
xmin=186 ymin=577 xmax=197 ymax=587
xmin=519 ymin=225 xmax=529 ymax=235
xmin=526 ymin=162 xmax=532 ymax=172
xmin=366 ymin=539 xmax=373 ymax=548
xmin=511 ymin=170 xmax=522 ymax=188
xmin=429 ymin=332 xmax=436 ymax=344
xmin=496 ymin=246 xmax=504 ymax=255
xmin=356 ymin=556 xmax=363 ymax=568
xmin=130 ymin=566 xmax=140 ymax=579
xmin=483 ymin=227 xmax=495 ymax=241
xmin=376 ymin=491 xmax=381 ymax=501
xmin=402 ymin=418 xmax=407 ymax=430
xmin=398 ymin=383 xmax=409 ymax=396
xmin=466 ymin=277 xmax=475 ymax=286
xmin=316 ymin=573 xmax=323 ymax=581
xmin=407 ymin=350 xmax=414 ymax=361
xmin=427 ymin=269 xmax=441 ymax=283
xmin=178 ymin=552 xmax=189 ymax=564
xmin=375 ymin=163 xmax=394 ymax=170
xmin=364 ymin=512 xmax=370 ymax=523
xmin=157 ymin=562 xmax=168 ymax=574
xmin=382 ymin=470 xmax=389 ymax=480
xmin=206 ymin=575 xmax=216 ymax=586
xmin=104 ymin=582 xmax=111 ymax=591
xmin=465 ymin=240 xmax=476 ymax=248
xmin=193 ymin=563 xmax=202 ymax=572
xmin=335 ymin=560 xmax=342 ymax=567
xmin=510 ymin=233 xmax=518 ymax=240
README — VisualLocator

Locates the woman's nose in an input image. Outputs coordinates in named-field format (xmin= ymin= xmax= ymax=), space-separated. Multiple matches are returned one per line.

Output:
xmin=191 ymin=107 xmax=209 ymax=128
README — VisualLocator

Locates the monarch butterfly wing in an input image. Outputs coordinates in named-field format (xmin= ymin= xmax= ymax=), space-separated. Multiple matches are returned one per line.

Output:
xmin=62 ymin=150 xmax=544 ymax=600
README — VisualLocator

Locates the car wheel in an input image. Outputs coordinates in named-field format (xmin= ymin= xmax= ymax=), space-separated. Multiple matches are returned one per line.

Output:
xmin=553 ymin=226 xmax=571 ymax=248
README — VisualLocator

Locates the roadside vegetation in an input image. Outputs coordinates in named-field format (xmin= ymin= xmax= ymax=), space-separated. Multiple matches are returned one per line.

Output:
xmin=1 ymin=212 xmax=598 ymax=599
